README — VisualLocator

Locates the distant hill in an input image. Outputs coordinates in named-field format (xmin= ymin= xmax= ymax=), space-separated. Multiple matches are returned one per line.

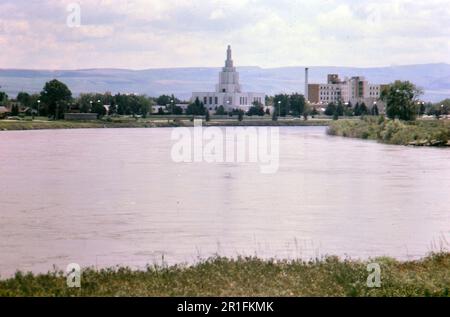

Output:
xmin=1 ymin=63 xmax=449 ymax=102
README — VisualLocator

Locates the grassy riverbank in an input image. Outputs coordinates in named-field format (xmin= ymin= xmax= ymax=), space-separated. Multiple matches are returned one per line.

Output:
xmin=328 ymin=117 xmax=450 ymax=146
xmin=0 ymin=253 xmax=449 ymax=297
xmin=0 ymin=117 xmax=331 ymax=131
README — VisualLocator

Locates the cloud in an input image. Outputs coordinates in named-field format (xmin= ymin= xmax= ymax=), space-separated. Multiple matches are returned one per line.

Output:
xmin=0 ymin=0 xmax=448 ymax=69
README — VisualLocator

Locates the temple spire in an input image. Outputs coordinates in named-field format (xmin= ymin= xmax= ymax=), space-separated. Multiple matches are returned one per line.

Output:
xmin=225 ymin=45 xmax=233 ymax=68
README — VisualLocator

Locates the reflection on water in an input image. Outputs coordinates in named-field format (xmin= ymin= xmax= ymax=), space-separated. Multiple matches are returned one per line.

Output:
xmin=0 ymin=127 xmax=449 ymax=276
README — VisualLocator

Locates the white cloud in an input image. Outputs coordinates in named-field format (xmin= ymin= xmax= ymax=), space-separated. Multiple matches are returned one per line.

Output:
xmin=0 ymin=0 xmax=448 ymax=69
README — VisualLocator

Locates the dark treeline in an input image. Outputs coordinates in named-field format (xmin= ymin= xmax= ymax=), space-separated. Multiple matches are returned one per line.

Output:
xmin=2 ymin=79 xmax=449 ymax=121
xmin=3 ymin=80 xmax=160 ymax=119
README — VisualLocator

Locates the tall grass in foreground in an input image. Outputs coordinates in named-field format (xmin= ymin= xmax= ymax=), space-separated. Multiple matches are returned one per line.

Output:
xmin=0 ymin=253 xmax=449 ymax=297
xmin=328 ymin=117 xmax=450 ymax=146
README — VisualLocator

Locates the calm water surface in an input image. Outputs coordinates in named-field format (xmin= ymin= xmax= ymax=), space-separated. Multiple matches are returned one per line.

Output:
xmin=0 ymin=127 xmax=449 ymax=277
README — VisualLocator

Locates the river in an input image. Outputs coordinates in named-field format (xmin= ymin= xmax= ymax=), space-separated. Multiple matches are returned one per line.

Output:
xmin=0 ymin=126 xmax=449 ymax=277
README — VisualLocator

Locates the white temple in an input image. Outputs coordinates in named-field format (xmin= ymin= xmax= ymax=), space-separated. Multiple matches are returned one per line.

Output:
xmin=192 ymin=45 xmax=266 ymax=111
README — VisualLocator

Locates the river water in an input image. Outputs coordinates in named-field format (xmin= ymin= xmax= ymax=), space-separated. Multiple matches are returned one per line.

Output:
xmin=0 ymin=127 xmax=449 ymax=277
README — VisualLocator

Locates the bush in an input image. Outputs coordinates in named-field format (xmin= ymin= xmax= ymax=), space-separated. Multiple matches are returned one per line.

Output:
xmin=238 ymin=110 xmax=244 ymax=122
xmin=329 ymin=117 xmax=450 ymax=146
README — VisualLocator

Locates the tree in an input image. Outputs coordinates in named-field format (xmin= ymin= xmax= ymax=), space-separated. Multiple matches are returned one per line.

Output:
xmin=436 ymin=99 xmax=450 ymax=115
xmin=301 ymin=102 xmax=311 ymax=120
xmin=371 ymin=104 xmax=379 ymax=116
xmin=354 ymin=102 xmax=361 ymax=116
xmin=0 ymin=91 xmax=8 ymax=106
xmin=324 ymin=102 xmax=337 ymax=116
xmin=114 ymin=93 xmax=130 ymax=115
xmin=360 ymin=102 xmax=368 ymax=116
xmin=336 ymin=101 xmax=344 ymax=116
xmin=40 ymin=79 xmax=72 ymax=119
xmin=273 ymin=94 xmax=289 ymax=117
xmin=28 ymin=94 xmax=41 ymax=115
xmin=108 ymin=104 xmax=117 ymax=115
xmin=272 ymin=109 xmax=278 ymax=121
xmin=215 ymin=105 xmax=226 ymax=115
xmin=289 ymin=93 xmax=306 ymax=117
xmin=302 ymin=111 xmax=309 ymax=121
xmin=78 ymin=93 xmax=95 ymax=113
xmin=265 ymin=108 xmax=270 ymax=116
xmin=156 ymin=95 xmax=171 ymax=106
xmin=128 ymin=95 xmax=142 ymax=116
xmin=91 ymin=102 xmax=106 ymax=118
xmin=247 ymin=103 xmax=265 ymax=116
xmin=135 ymin=95 xmax=152 ymax=117
xmin=333 ymin=112 xmax=339 ymax=120
xmin=238 ymin=109 xmax=244 ymax=122
xmin=17 ymin=92 xmax=31 ymax=108
xmin=426 ymin=101 xmax=450 ymax=119
xmin=186 ymin=97 xmax=206 ymax=115
xmin=344 ymin=106 xmax=354 ymax=116
xmin=156 ymin=94 xmax=180 ymax=106
xmin=418 ymin=102 xmax=426 ymax=116
xmin=172 ymin=105 xmax=183 ymax=115
xmin=381 ymin=81 xmax=422 ymax=121
xmin=11 ymin=104 xmax=19 ymax=116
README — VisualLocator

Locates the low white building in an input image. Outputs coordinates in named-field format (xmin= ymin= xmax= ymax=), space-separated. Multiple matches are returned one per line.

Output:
xmin=192 ymin=45 xmax=265 ymax=112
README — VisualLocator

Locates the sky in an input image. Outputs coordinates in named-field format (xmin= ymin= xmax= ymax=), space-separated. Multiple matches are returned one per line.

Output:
xmin=0 ymin=0 xmax=449 ymax=70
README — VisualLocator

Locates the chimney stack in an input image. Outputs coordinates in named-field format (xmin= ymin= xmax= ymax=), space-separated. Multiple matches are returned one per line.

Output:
xmin=305 ymin=67 xmax=309 ymax=102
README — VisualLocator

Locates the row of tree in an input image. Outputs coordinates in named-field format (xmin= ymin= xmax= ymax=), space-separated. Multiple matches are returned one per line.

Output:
xmin=322 ymin=81 xmax=424 ymax=121
xmin=271 ymin=93 xmax=308 ymax=117
xmin=324 ymin=101 xmax=379 ymax=117
xmin=77 ymin=92 xmax=154 ymax=118
xmin=1 ymin=79 xmax=446 ymax=122
xmin=422 ymin=99 xmax=450 ymax=118
xmin=3 ymin=80 xmax=158 ymax=119
xmin=184 ymin=98 xmax=269 ymax=117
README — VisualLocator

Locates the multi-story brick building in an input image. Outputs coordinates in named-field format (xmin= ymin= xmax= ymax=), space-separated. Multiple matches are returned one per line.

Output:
xmin=307 ymin=72 xmax=389 ymax=110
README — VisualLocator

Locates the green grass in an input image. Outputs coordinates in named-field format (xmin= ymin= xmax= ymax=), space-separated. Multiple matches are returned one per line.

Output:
xmin=0 ymin=253 xmax=449 ymax=297
xmin=0 ymin=117 xmax=331 ymax=131
xmin=0 ymin=118 xmax=180 ymax=130
xmin=328 ymin=117 xmax=450 ymax=146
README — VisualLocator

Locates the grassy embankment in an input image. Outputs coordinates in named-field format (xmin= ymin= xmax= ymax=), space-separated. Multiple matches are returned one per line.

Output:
xmin=328 ymin=116 xmax=450 ymax=146
xmin=0 ymin=116 xmax=331 ymax=131
xmin=0 ymin=253 xmax=449 ymax=297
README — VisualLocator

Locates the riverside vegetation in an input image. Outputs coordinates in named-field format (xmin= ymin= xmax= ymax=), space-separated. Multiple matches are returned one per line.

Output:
xmin=0 ymin=253 xmax=449 ymax=297
xmin=328 ymin=116 xmax=450 ymax=146
xmin=328 ymin=80 xmax=450 ymax=146
xmin=0 ymin=116 xmax=331 ymax=131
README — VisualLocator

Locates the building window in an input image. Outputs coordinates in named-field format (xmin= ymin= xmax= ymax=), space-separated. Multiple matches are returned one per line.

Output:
xmin=209 ymin=97 xmax=213 ymax=105
xmin=215 ymin=97 xmax=218 ymax=104
xmin=204 ymin=97 xmax=207 ymax=104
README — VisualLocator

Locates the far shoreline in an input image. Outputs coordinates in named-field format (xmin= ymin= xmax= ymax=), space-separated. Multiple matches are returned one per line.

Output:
xmin=0 ymin=117 xmax=332 ymax=131
xmin=2 ymin=117 xmax=449 ymax=148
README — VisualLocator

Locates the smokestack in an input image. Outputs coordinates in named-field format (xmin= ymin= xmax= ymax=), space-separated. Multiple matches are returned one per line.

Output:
xmin=305 ymin=67 xmax=309 ymax=102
